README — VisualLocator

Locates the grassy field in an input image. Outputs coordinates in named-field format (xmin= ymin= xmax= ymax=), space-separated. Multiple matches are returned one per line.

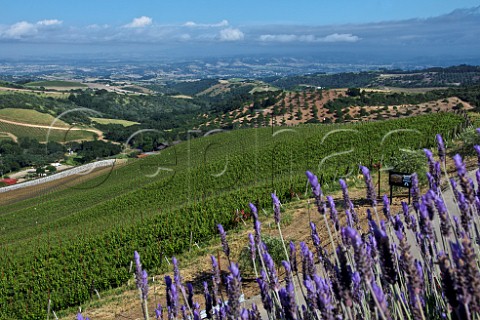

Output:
xmin=0 ymin=121 xmax=97 ymax=143
xmin=25 ymin=80 xmax=87 ymax=88
xmin=0 ymin=108 xmax=69 ymax=127
xmin=90 ymin=117 xmax=140 ymax=127
xmin=0 ymin=112 xmax=467 ymax=318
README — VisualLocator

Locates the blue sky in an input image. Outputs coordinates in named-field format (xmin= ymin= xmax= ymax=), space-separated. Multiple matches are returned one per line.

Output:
xmin=1 ymin=0 xmax=479 ymax=25
xmin=0 ymin=1 xmax=479 ymax=62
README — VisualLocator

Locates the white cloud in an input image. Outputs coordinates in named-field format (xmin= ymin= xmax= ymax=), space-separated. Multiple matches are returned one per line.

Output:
xmin=37 ymin=19 xmax=62 ymax=27
xmin=124 ymin=16 xmax=153 ymax=28
xmin=259 ymin=33 xmax=360 ymax=43
xmin=259 ymin=34 xmax=298 ymax=42
xmin=184 ymin=20 xmax=229 ymax=28
xmin=2 ymin=21 xmax=37 ymax=39
xmin=322 ymin=33 xmax=360 ymax=42
xmin=219 ymin=28 xmax=244 ymax=41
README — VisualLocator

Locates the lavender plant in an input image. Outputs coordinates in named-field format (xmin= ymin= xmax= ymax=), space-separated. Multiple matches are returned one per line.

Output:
xmin=122 ymin=136 xmax=480 ymax=320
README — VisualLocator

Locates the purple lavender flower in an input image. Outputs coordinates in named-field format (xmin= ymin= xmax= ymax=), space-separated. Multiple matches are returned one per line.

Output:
xmin=382 ymin=194 xmax=391 ymax=222
xmin=344 ymin=227 xmax=374 ymax=283
xmin=226 ymin=263 xmax=242 ymax=318
xmin=210 ymin=255 xmax=220 ymax=306
xmin=203 ymin=282 xmax=213 ymax=318
xmin=249 ymin=202 xmax=258 ymax=220
xmin=476 ymin=197 xmax=480 ymax=217
xmin=475 ymin=145 xmax=480 ymax=169
xmin=217 ymin=224 xmax=230 ymax=259
xmin=450 ymin=176 xmax=459 ymax=197
xmin=436 ymin=134 xmax=446 ymax=163
xmin=271 ymin=193 xmax=281 ymax=224
xmin=457 ymin=192 xmax=472 ymax=232
xmin=418 ymin=203 xmax=434 ymax=241
xmin=371 ymin=281 xmax=391 ymax=319
xmin=401 ymin=201 xmax=412 ymax=229
xmin=254 ymin=219 xmax=262 ymax=247
xmin=134 ymin=251 xmax=143 ymax=289
xmin=411 ymin=173 xmax=420 ymax=211
xmin=248 ymin=233 xmax=256 ymax=265
xmin=435 ymin=196 xmax=451 ymax=237
xmin=181 ymin=305 xmax=188 ymax=320
xmin=313 ymin=275 xmax=335 ymax=320
xmin=424 ymin=190 xmax=436 ymax=220
xmin=476 ymin=171 xmax=480 ymax=198
xmin=424 ymin=148 xmax=435 ymax=175
xmin=454 ymin=153 xmax=476 ymax=204
xmin=172 ymin=257 xmax=182 ymax=287
xmin=141 ymin=270 xmax=149 ymax=301
xmin=310 ymin=222 xmax=325 ymax=263
xmin=187 ymin=282 xmax=194 ymax=308
xmin=426 ymin=172 xmax=437 ymax=193
xmin=371 ymin=220 xmax=397 ymax=284
xmin=193 ymin=303 xmax=201 ymax=320
xmin=257 ymin=270 xmax=273 ymax=314
xmin=360 ymin=165 xmax=377 ymax=207
xmin=306 ymin=170 xmax=326 ymax=215
xmin=345 ymin=209 xmax=353 ymax=228
xmin=300 ymin=241 xmax=317 ymax=281
xmin=327 ymin=196 xmax=339 ymax=230
xmin=289 ymin=241 xmax=298 ymax=273
xmin=240 ymin=308 xmax=249 ymax=320
xmin=165 ymin=275 xmax=178 ymax=317
xmin=306 ymin=170 xmax=322 ymax=198
xmin=279 ymin=282 xmax=298 ymax=320
xmin=454 ymin=154 xmax=467 ymax=176
xmin=394 ymin=215 xmax=404 ymax=235
xmin=155 ymin=303 xmax=163 ymax=320
xmin=304 ymin=278 xmax=318 ymax=310
xmin=434 ymin=161 xmax=442 ymax=189
xmin=77 ymin=313 xmax=90 ymax=320
xmin=339 ymin=179 xmax=357 ymax=223
xmin=351 ymin=271 xmax=362 ymax=303
xmin=263 ymin=251 xmax=279 ymax=291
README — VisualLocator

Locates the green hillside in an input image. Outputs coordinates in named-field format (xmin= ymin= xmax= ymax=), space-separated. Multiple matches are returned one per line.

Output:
xmin=0 ymin=112 xmax=466 ymax=318
xmin=90 ymin=117 xmax=139 ymax=127
xmin=0 ymin=108 xmax=69 ymax=127
xmin=0 ymin=121 xmax=97 ymax=143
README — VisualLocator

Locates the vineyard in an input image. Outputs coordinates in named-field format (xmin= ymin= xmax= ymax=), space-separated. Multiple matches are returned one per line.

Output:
xmin=0 ymin=121 xmax=97 ymax=143
xmin=0 ymin=113 xmax=467 ymax=318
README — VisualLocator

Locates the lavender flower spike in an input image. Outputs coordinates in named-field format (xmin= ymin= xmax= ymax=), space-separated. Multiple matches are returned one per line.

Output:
xmin=249 ymin=202 xmax=258 ymax=222
xmin=77 ymin=313 xmax=90 ymax=320
xmin=371 ymin=281 xmax=392 ymax=319
xmin=257 ymin=271 xmax=273 ymax=314
xmin=155 ymin=303 xmax=163 ymax=320
xmin=226 ymin=263 xmax=242 ymax=319
xmin=360 ymin=165 xmax=377 ymax=207
xmin=217 ymin=224 xmax=230 ymax=259
xmin=327 ymin=196 xmax=339 ymax=231
xmin=382 ymin=194 xmax=391 ymax=222
xmin=134 ymin=251 xmax=143 ymax=289
xmin=306 ymin=170 xmax=321 ymax=197
xmin=436 ymin=134 xmax=446 ymax=163
xmin=474 ymin=145 xmax=480 ymax=169
xmin=141 ymin=270 xmax=149 ymax=300
xmin=248 ymin=233 xmax=256 ymax=263
xmin=271 ymin=193 xmax=281 ymax=224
